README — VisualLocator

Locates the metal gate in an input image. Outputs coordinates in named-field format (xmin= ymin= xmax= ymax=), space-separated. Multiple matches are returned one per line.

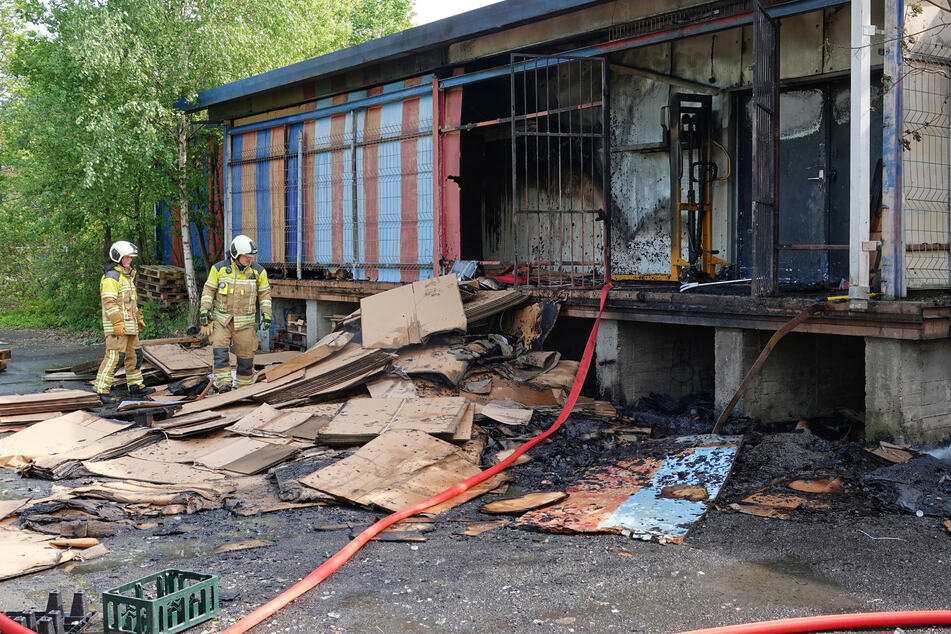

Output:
xmin=510 ymin=54 xmax=610 ymax=288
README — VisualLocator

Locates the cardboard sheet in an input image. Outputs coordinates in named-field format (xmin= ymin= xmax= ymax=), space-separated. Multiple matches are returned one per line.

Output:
xmin=128 ymin=433 xmax=227 ymax=464
xmin=319 ymin=397 xmax=472 ymax=445
xmin=253 ymin=345 xmax=393 ymax=402
xmin=82 ymin=456 xmax=224 ymax=483
xmin=265 ymin=331 xmax=353 ymax=382
xmin=0 ymin=526 xmax=106 ymax=580
xmin=395 ymin=345 xmax=470 ymax=386
xmin=0 ymin=412 xmax=130 ymax=469
xmin=220 ymin=443 xmax=301 ymax=475
xmin=0 ymin=390 xmax=100 ymax=416
xmin=361 ymin=274 xmax=466 ymax=349
xmin=225 ymin=475 xmax=326 ymax=516
xmin=60 ymin=480 xmax=235 ymax=508
xmin=227 ymin=405 xmax=314 ymax=438
xmin=26 ymin=427 xmax=155 ymax=479
xmin=285 ymin=404 xmax=345 ymax=441
xmin=195 ymin=437 xmax=271 ymax=470
xmin=366 ymin=376 xmax=419 ymax=399
xmin=301 ymin=429 xmax=483 ymax=512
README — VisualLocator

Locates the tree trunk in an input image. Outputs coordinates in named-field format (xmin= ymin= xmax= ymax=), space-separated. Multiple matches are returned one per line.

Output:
xmin=178 ymin=115 xmax=199 ymax=325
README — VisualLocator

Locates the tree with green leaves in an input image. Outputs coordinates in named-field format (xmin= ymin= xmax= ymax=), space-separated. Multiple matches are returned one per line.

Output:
xmin=0 ymin=0 xmax=414 ymax=331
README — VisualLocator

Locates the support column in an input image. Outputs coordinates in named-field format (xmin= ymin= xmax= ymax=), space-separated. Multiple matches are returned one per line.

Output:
xmin=850 ymin=0 xmax=872 ymax=309
xmin=866 ymin=337 xmax=951 ymax=443
xmin=305 ymin=299 xmax=358 ymax=348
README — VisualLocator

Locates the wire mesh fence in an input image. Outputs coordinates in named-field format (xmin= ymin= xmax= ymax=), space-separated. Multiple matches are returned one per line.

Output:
xmin=228 ymin=110 xmax=434 ymax=282
xmin=903 ymin=43 xmax=951 ymax=290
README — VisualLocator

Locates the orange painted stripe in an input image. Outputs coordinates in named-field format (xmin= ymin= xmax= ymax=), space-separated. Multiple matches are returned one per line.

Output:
xmin=363 ymin=86 xmax=384 ymax=280
xmin=400 ymin=77 xmax=422 ymax=282
xmin=330 ymin=93 xmax=348 ymax=264
xmin=303 ymin=122 xmax=315 ymax=261
xmin=241 ymin=130 xmax=257 ymax=241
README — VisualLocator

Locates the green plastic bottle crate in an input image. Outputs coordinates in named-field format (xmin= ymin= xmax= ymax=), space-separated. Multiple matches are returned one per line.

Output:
xmin=102 ymin=569 xmax=219 ymax=634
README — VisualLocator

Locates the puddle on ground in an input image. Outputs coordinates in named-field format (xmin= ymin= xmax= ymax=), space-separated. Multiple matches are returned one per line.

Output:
xmin=0 ymin=472 xmax=51 ymax=499
xmin=699 ymin=554 xmax=862 ymax=612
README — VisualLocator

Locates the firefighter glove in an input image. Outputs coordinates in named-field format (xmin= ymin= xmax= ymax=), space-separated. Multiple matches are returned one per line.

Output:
xmin=261 ymin=314 xmax=272 ymax=331
xmin=111 ymin=320 xmax=126 ymax=337
xmin=200 ymin=310 xmax=211 ymax=327
xmin=200 ymin=323 xmax=213 ymax=338
xmin=137 ymin=314 xmax=146 ymax=331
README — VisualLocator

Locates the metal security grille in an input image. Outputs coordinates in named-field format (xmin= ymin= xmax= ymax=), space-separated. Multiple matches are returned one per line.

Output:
xmin=510 ymin=54 xmax=610 ymax=288
xmin=902 ymin=44 xmax=951 ymax=290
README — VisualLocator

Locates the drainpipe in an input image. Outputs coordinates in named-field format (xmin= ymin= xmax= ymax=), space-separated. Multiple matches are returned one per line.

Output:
xmin=849 ymin=0 xmax=872 ymax=309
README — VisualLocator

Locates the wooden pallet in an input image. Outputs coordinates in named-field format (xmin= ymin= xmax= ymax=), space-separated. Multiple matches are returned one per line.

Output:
xmin=139 ymin=264 xmax=185 ymax=280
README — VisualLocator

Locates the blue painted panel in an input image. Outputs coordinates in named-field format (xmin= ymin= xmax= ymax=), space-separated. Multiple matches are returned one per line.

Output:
xmin=599 ymin=439 xmax=739 ymax=542
xmin=255 ymin=129 xmax=272 ymax=262
xmin=287 ymin=123 xmax=303 ymax=264
xmin=377 ymin=98 xmax=403 ymax=283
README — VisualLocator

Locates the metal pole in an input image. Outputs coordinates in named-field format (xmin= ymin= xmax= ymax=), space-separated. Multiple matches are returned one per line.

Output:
xmin=511 ymin=55 xmax=519 ymax=288
xmin=223 ymin=123 xmax=232 ymax=251
xmin=432 ymin=76 xmax=441 ymax=278
xmin=849 ymin=0 xmax=872 ymax=308
xmin=881 ymin=0 xmax=905 ymax=299
xmin=297 ymin=130 xmax=303 ymax=280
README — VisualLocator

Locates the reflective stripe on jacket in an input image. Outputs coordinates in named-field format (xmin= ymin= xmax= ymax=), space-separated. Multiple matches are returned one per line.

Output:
xmin=100 ymin=265 xmax=139 ymax=335
xmin=199 ymin=259 xmax=271 ymax=329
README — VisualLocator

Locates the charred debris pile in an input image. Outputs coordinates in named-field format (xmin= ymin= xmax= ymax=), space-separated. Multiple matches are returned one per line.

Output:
xmin=0 ymin=275 xmax=948 ymax=579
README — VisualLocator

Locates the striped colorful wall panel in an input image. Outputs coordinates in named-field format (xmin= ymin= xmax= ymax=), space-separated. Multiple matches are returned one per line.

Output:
xmin=227 ymin=73 xmax=459 ymax=282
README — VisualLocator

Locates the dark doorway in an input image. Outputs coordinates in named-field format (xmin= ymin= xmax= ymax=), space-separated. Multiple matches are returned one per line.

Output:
xmin=736 ymin=79 xmax=883 ymax=285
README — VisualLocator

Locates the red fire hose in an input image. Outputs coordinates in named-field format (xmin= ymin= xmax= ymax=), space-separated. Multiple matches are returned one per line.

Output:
xmin=220 ymin=283 xmax=613 ymax=633
xmin=676 ymin=610 xmax=951 ymax=634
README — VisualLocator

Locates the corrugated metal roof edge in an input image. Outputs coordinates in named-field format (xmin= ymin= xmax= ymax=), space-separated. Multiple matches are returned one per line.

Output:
xmin=180 ymin=0 xmax=613 ymax=114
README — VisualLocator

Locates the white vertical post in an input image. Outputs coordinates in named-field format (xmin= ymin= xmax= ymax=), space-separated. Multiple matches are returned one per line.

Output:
xmin=850 ymin=0 xmax=872 ymax=308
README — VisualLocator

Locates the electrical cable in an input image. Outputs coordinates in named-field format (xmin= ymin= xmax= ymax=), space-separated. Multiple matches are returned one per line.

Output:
xmin=220 ymin=283 xmax=614 ymax=633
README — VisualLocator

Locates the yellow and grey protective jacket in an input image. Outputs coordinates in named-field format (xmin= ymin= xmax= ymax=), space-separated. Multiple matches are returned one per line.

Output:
xmin=200 ymin=259 xmax=272 ymax=329
xmin=100 ymin=265 xmax=140 ymax=336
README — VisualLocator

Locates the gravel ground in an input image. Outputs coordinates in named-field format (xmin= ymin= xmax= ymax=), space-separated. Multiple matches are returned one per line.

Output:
xmin=0 ymin=330 xmax=949 ymax=634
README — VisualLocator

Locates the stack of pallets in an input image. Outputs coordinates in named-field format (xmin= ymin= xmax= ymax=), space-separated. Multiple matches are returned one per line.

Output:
xmin=137 ymin=265 xmax=186 ymax=309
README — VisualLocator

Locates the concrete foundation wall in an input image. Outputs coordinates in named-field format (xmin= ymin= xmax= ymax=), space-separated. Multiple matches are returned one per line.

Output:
xmin=596 ymin=320 xmax=714 ymax=404
xmin=866 ymin=337 xmax=951 ymax=444
xmin=714 ymin=329 xmax=865 ymax=422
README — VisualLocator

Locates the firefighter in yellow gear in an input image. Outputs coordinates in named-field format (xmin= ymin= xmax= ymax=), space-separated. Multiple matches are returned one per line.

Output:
xmin=94 ymin=241 xmax=156 ymax=405
xmin=200 ymin=235 xmax=272 ymax=391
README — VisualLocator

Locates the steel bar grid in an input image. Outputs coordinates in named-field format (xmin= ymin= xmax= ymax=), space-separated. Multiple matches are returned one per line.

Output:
xmin=510 ymin=53 xmax=609 ymax=289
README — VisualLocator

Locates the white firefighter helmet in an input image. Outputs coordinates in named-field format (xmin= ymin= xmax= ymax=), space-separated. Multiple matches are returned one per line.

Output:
xmin=109 ymin=241 xmax=138 ymax=263
xmin=230 ymin=234 xmax=258 ymax=260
